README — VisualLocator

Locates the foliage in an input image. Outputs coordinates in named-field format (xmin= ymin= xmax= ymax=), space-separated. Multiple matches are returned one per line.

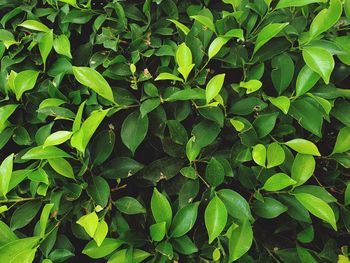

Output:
xmin=0 ymin=0 xmax=350 ymax=262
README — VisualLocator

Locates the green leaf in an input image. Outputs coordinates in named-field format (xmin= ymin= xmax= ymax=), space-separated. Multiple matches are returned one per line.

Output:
xmin=140 ymin=98 xmax=160 ymax=118
xmin=108 ymin=249 xmax=151 ymax=263
xmin=43 ymin=131 xmax=72 ymax=148
xmin=292 ymin=154 xmax=315 ymax=186
xmin=332 ymin=127 xmax=350 ymax=154
xmin=71 ymin=109 xmax=109 ymax=153
xmin=293 ymin=185 xmax=337 ymax=203
xmin=13 ymin=70 xmax=40 ymax=100
xmin=155 ymin=72 xmax=183 ymax=82
xmin=114 ymin=196 xmax=146 ymax=214
xmin=0 ymin=237 xmax=40 ymax=263
xmin=76 ymin=212 xmax=99 ymax=237
xmin=18 ymin=20 xmax=50 ymax=32
xmin=48 ymin=158 xmax=75 ymax=179
xmin=87 ymin=176 xmax=110 ymax=207
xmin=150 ymin=222 xmax=166 ymax=242
xmin=10 ymin=201 xmax=41 ymax=230
xmin=208 ymin=37 xmax=230 ymax=60
xmin=83 ymin=238 xmax=123 ymax=259
xmin=296 ymin=65 xmax=320 ymax=96
xmin=176 ymin=43 xmax=192 ymax=68
xmin=0 ymin=153 xmax=14 ymax=197
xmin=217 ymin=189 xmax=252 ymax=220
xmin=167 ymin=19 xmax=190 ymax=35
xmin=72 ymin=101 xmax=86 ymax=132
xmin=205 ymin=157 xmax=225 ymax=187
xmin=72 ymin=66 xmax=115 ymax=103
xmin=0 ymin=221 xmax=17 ymax=246
xmin=253 ymin=23 xmax=289 ymax=55
xmin=93 ymin=219 xmax=108 ymax=246
xmin=345 ymin=182 xmax=350 ymax=206
xmin=0 ymin=105 xmax=18 ymax=132
xmin=22 ymin=146 xmax=72 ymax=159
xmin=276 ymin=0 xmax=327 ymax=9
xmin=39 ymin=30 xmax=53 ymax=68
xmin=240 ymin=80 xmax=262 ymax=94
xmin=190 ymin=15 xmax=216 ymax=33
xmin=53 ymin=34 xmax=72 ymax=58
xmin=267 ymin=142 xmax=285 ymax=168
xmin=151 ymin=188 xmax=172 ymax=229
xmin=252 ymin=144 xmax=266 ymax=167
xmin=263 ymin=173 xmax=296 ymax=191
xmin=229 ymin=220 xmax=253 ymax=261
xmin=39 ymin=203 xmax=54 ymax=238
xmin=285 ymin=139 xmax=321 ymax=156
xmin=295 ymin=193 xmax=337 ymax=230
xmin=205 ymin=195 xmax=227 ymax=244
xmin=169 ymin=202 xmax=199 ymax=238
xmin=302 ymin=46 xmax=334 ymax=84
xmin=206 ymin=74 xmax=225 ymax=104
xmin=253 ymin=112 xmax=278 ymax=138
xmin=121 ymin=111 xmax=148 ymax=155
xmin=91 ymin=130 xmax=115 ymax=166
xmin=308 ymin=0 xmax=342 ymax=41
xmin=253 ymin=197 xmax=288 ymax=218
xmin=271 ymin=53 xmax=294 ymax=94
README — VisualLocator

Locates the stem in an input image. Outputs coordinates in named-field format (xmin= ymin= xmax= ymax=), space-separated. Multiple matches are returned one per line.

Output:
xmin=0 ymin=197 xmax=42 ymax=204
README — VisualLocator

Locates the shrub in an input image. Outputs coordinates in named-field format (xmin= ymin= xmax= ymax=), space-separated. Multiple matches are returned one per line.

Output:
xmin=0 ymin=0 xmax=350 ymax=262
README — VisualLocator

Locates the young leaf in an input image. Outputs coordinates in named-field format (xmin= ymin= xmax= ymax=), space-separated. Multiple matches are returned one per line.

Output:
xmin=190 ymin=15 xmax=216 ymax=33
xmin=48 ymin=158 xmax=75 ymax=179
xmin=295 ymin=193 xmax=337 ymax=230
xmin=76 ymin=212 xmax=99 ymax=237
xmin=263 ymin=173 xmax=296 ymax=191
xmin=151 ymin=188 xmax=172 ymax=229
xmin=208 ymin=37 xmax=230 ymax=60
xmin=229 ymin=220 xmax=253 ymax=261
xmin=332 ymin=127 xmax=350 ymax=154
xmin=43 ymin=131 xmax=72 ymax=148
xmin=253 ymin=23 xmax=289 ymax=55
xmin=276 ymin=0 xmax=327 ymax=9
xmin=82 ymin=238 xmax=123 ymax=259
xmin=39 ymin=203 xmax=54 ymax=238
xmin=18 ymin=20 xmax=50 ymax=32
xmin=205 ymin=196 xmax=227 ymax=244
xmin=121 ymin=111 xmax=148 ymax=155
xmin=292 ymin=154 xmax=315 ymax=186
xmin=206 ymin=74 xmax=225 ymax=104
xmin=167 ymin=19 xmax=190 ymax=35
xmin=302 ymin=46 xmax=334 ymax=84
xmin=285 ymin=139 xmax=321 ymax=156
xmin=53 ymin=34 xmax=72 ymax=58
xmin=296 ymin=65 xmax=320 ymax=96
xmin=169 ymin=202 xmax=199 ymax=238
xmin=13 ymin=70 xmax=40 ymax=100
xmin=72 ymin=66 xmax=115 ymax=103
xmin=0 ymin=105 xmax=18 ymax=131
xmin=176 ymin=43 xmax=192 ymax=68
xmin=0 ymin=153 xmax=14 ymax=197
xmin=267 ymin=142 xmax=285 ymax=168
xmin=93 ymin=219 xmax=108 ymax=246
xmin=240 ymin=80 xmax=262 ymax=94
xmin=0 ymin=237 xmax=40 ymax=263
xmin=155 ymin=72 xmax=184 ymax=82
xmin=252 ymin=144 xmax=266 ymax=167
xmin=22 ymin=146 xmax=72 ymax=159
xmin=150 ymin=222 xmax=166 ymax=242
xmin=39 ymin=30 xmax=53 ymax=68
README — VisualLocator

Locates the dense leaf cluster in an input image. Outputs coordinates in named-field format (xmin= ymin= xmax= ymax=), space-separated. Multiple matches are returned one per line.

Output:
xmin=0 ymin=0 xmax=350 ymax=262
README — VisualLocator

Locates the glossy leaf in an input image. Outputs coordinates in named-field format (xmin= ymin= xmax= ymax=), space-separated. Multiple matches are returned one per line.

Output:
xmin=205 ymin=196 xmax=227 ymax=244
xmin=292 ymin=154 xmax=316 ymax=186
xmin=169 ymin=202 xmax=199 ymax=238
xmin=263 ymin=173 xmax=296 ymax=191
xmin=151 ymin=188 xmax=172 ymax=229
xmin=285 ymin=139 xmax=321 ymax=156
xmin=13 ymin=70 xmax=40 ymax=100
xmin=229 ymin=220 xmax=253 ymax=261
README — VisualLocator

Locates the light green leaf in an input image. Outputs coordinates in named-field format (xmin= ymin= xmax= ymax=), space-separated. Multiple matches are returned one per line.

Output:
xmin=150 ymin=222 xmax=166 ymax=242
xmin=18 ymin=20 xmax=50 ymax=32
xmin=230 ymin=118 xmax=245 ymax=131
xmin=285 ymin=139 xmax=321 ymax=156
xmin=176 ymin=43 xmax=192 ymax=68
xmin=267 ymin=142 xmax=285 ymax=168
xmin=345 ymin=182 xmax=350 ymax=206
xmin=308 ymin=0 xmax=342 ymax=41
xmin=121 ymin=111 xmax=148 ymax=155
xmin=253 ymin=23 xmax=289 ymax=55
xmin=208 ymin=37 xmax=230 ymax=60
xmin=0 ymin=153 xmax=14 ymax=197
xmin=263 ymin=173 xmax=296 ymax=191
xmin=206 ymin=74 xmax=225 ymax=104
xmin=276 ymin=0 xmax=327 ymax=9
xmin=72 ymin=100 xmax=86 ymax=132
xmin=155 ymin=72 xmax=183 ymax=82
xmin=295 ymin=193 xmax=337 ymax=230
xmin=58 ymin=0 xmax=77 ymax=6
xmin=0 ymin=105 xmax=18 ymax=132
xmin=151 ymin=188 xmax=172 ymax=229
xmin=83 ymin=238 xmax=123 ymax=259
xmin=0 ymin=221 xmax=17 ymax=246
xmin=229 ymin=220 xmax=253 ymax=261
xmin=108 ymin=249 xmax=151 ymax=263
xmin=13 ymin=70 xmax=40 ymax=100
xmin=302 ymin=46 xmax=334 ymax=84
xmin=240 ymin=80 xmax=262 ymax=94
xmin=93 ymin=219 xmax=108 ymax=246
xmin=22 ymin=146 xmax=72 ymax=159
xmin=39 ymin=203 xmax=54 ymax=238
xmin=48 ymin=158 xmax=75 ymax=179
xmin=292 ymin=154 xmax=315 ymax=187
xmin=296 ymin=65 xmax=320 ymax=96
xmin=71 ymin=109 xmax=108 ymax=153
xmin=169 ymin=202 xmax=199 ymax=238
xmin=332 ymin=127 xmax=350 ymax=154
xmin=0 ymin=237 xmax=40 ymax=263
xmin=307 ymin=93 xmax=332 ymax=115
xmin=43 ymin=131 xmax=72 ymax=148
xmin=190 ymin=15 xmax=216 ymax=33
xmin=167 ymin=19 xmax=190 ymax=35
xmin=39 ymin=30 xmax=53 ymax=69
xmin=53 ymin=34 xmax=72 ymax=58
xmin=39 ymin=98 xmax=66 ymax=109
xmin=252 ymin=144 xmax=266 ymax=167
xmin=77 ymin=212 xmax=99 ymax=237
xmin=72 ymin=66 xmax=115 ymax=103
xmin=205 ymin=195 xmax=227 ymax=244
